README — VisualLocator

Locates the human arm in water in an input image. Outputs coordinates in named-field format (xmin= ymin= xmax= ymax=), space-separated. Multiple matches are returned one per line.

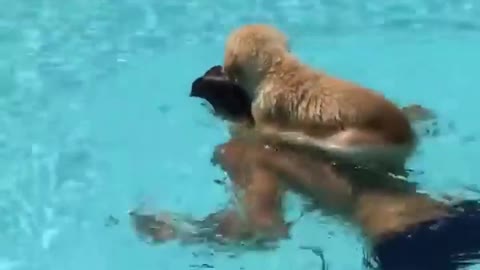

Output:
xmin=130 ymin=139 xmax=290 ymax=247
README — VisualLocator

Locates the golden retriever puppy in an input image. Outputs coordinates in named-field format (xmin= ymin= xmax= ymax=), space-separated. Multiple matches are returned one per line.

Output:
xmin=223 ymin=24 xmax=418 ymax=174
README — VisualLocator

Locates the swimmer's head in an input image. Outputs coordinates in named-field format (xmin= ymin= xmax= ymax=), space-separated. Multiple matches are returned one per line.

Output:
xmin=190 ymin=65 xmax=253 ymax=123
xmin=203 ymin=65 xmax=225 ymax=78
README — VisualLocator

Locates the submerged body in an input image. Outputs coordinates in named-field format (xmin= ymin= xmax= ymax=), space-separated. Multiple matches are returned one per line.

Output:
xmin=131 ymin=65 xmax=480 ymax=269
xmin=132 ymin=136 xmax=480 ymax=269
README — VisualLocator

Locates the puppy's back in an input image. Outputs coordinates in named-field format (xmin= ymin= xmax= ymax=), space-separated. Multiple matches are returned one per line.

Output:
xmin=255 ymin=66 xmax=415 ymax=146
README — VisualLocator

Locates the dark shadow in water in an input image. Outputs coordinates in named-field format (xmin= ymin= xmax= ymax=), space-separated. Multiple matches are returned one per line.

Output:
xmin=364 ymin=199 xmax=480 ymax=270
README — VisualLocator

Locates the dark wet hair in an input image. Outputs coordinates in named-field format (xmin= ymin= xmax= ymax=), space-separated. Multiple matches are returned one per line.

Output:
xmin=190 ymin=65 xmax=253 ymax=123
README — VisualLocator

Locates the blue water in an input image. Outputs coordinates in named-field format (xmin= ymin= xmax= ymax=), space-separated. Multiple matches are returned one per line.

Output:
xmin=1 ymin=0 xmax=480 ymax=269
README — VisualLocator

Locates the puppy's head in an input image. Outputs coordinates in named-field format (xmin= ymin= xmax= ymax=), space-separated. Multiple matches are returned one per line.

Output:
xmin=223 ymin=24 xmax=289 ymax=95
xmin=190 ymin=65 xmax=253 ymax=123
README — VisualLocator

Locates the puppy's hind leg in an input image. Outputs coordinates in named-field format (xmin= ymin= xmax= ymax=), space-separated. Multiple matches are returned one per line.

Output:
xmin=277 ymin=129 xmax=412 ymax=176
xmin=323 ymin=128 xmax=414 ymax=176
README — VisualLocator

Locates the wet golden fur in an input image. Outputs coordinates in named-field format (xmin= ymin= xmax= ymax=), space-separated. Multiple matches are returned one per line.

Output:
xmin=223 ymin=24 xmax=417 ymax=172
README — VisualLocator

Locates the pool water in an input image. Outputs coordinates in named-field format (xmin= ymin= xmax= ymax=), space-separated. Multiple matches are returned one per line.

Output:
xmin=1 ymin=0 xmax=480 ymax=269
